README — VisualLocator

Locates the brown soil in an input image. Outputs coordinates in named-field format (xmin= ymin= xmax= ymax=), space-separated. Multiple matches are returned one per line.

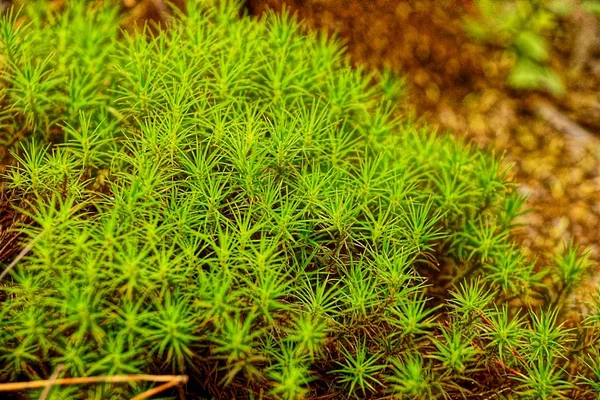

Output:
xmin=247 ymin=0 xmax=600 ymax=314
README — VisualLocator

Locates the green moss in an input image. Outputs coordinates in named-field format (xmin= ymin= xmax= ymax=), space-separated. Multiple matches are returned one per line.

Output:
xmin=0 ymin=1 xmax=598 ymax=398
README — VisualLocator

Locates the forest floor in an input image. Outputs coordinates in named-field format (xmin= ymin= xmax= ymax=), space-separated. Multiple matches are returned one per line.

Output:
xmin=247 ymin=0 xmax=600 ymax=317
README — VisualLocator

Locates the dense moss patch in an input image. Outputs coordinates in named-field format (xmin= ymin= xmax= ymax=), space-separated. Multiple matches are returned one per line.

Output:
xmin=0 ymin=1 xmax=599 ymax=399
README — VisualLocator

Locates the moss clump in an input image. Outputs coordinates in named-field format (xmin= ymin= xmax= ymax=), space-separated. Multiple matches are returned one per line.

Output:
xmin=0 ymin=1 xmax=599 ymax=399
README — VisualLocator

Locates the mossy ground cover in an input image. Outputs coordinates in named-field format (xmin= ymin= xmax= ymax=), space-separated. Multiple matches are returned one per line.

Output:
xmin=0 ymin=1 xmax=599 ymax=399
xmin=246 ymin=0 xmax=600 ymax=297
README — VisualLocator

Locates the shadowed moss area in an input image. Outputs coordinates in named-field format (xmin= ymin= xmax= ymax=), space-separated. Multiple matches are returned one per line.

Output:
xmin=0 ymin=1 xmax=599 ymax=399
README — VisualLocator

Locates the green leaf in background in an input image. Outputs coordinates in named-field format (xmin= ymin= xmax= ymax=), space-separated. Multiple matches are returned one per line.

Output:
xmin=513 ymin=31 xmax=548 ymax=62
xmin=547 ymin=0 xmax=574 ymax=17
xmin=463 ymin=17 xmax=492 ymax=41
xmin=582 ymin=1 xmax=600 ymax=15
xmin=507 ymin=59 xmax=565 ymax=96
xmin=536 ymin=69 xmax=565 ymax=97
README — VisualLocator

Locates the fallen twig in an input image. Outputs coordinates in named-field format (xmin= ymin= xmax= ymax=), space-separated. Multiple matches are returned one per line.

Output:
xmin=0 ymin=374 xmax=188 ymax=398
xmin=527 ymin=96 xmax=600 ymax=156
xmin=38 ymin=364 xmax=64 ymax=400
xmin=131 ymin=378 xmax=186 ymax=400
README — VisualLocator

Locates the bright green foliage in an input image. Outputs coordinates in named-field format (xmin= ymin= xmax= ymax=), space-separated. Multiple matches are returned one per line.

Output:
xmin=386 ymin=354 xmax=437 ymax=399
xmin=0 ymin=1 xmax=598 ymax=398
xmin=552 ymin=241 xmax=595 ymax=307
